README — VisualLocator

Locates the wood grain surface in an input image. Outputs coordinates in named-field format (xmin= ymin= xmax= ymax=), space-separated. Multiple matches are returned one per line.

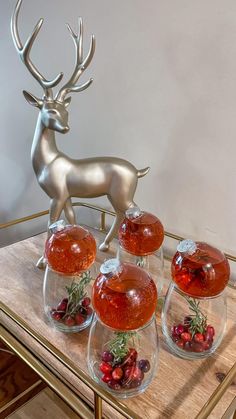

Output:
xmin=0 ymin=230 xmax=235 ymax=419
xmin=0 ymin=340 xmax=45 ymax=418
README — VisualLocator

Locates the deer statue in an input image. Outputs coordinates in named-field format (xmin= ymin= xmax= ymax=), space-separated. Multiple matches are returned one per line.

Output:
xmin=11 ymin=0 xmax=149 ymax=267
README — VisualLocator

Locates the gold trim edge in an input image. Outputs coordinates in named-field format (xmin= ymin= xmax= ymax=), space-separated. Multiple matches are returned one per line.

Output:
xmin=1 ymin=201 xmax=236 ymax=264
xmin=0 ymin=302 xmax=139 ymax=419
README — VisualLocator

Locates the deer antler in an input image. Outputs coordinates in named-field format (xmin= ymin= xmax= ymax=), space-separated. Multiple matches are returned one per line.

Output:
xmin=11 ymin=0 xmax=63 ymax=99
xmin=56 ymin=18 xmax=95 ymax=102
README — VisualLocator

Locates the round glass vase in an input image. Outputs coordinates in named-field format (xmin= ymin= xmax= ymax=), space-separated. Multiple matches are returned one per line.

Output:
xmin=117 ymin=245 xmax=164 ymax=296
xmin=161 ymin=282 xmax=227 ymax=359
xmin=87 ymin=315 xmax=159 ymax=398
xmin=43 ymin=264 xmax=97 ymax=333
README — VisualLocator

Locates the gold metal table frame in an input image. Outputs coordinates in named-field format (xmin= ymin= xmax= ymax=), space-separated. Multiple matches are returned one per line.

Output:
xmin=0 ymin=202 xmax=235 ymax=419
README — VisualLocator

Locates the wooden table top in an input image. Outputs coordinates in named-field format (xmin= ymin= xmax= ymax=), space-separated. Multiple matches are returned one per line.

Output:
xmin=0 ymin=229 xmax=235 ymax=419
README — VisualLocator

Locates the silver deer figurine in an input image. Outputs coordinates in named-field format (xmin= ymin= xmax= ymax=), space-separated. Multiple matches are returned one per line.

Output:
xmin=11 ymin=0 xmax=149 ymax=266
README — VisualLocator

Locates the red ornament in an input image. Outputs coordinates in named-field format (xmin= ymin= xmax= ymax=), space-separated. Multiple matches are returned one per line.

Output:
xmin=171 ymin=240 xmax=230 ymax=297
xmin=92 ymin=260 xmax=157 ymax=330
xmin=45 ymin=225 xmax=96 ymax=275
xmin=119 ymin=209 xmax=164 ymax=256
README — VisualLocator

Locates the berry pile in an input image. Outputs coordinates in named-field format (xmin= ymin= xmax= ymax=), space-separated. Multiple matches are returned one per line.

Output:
xmin=50 ymin=296 xmax=93 ymax=327
xmin=171 ymin=317 xmax=215 ymax=353
xmin=99 ymin=348 xmax=150 ymax=391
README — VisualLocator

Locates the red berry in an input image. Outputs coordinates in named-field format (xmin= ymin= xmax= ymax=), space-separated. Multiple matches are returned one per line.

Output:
xmin=176 ymin=339 xmax=185 ymax=349
xmin=64 ymin=316 xmax=76 ymax=327
xmin=184 ymin=341 xmax=193 ymax=351
xmin=176 ymin=324 xmax=185 ymax=335
xmin=82 ymin=297 xmax=91 ymax=307
xmin=102 ymin=351 xmax=114 ymax=363
xmin=75 ymin=313 xmax=85 ymax=325
xmin=128 ymin=348 xmax=138 ymax=359
xmin=194 ymin=333 xmax=204 ymax=343
xmin=201 ymin=341 xmax=211 ymax=351
xmin=123 ymin=366 xmax=135 ymax=381
xmin=131 ymin=366 xmax=144 ymax=381
xmin=129 ymin=378 xmax=143 ymax=388
xmin=204 ymin=332 xmax=214 ymax=343
xmin=112 ymin=367 xmax=123 ymax=381
xmin=78 ymin=307 xmax=87 ymax=316
xmin=180 ymin=332 xmax=192 ymax=342
xmin=56 ymin=298 xmax=68 ymax=312
xmin=99 ymin=362 xmax=113 ymax=374
xmin=107 ymin=380 xmax=121 ymax=390
xmin=191 ymin=342 xmax=204 ymax=353
xmin=51 ymin=310 xmax=63 ymax=321
xmin=101 ymin=373 xmax=112 ymax=383
xmin=206 ymin=325 xmax=215 ymax=337
xmin=138 ymin=359 xmax=150 ymax=373
xmin=85 ymin=307 xmax=93 ymax=317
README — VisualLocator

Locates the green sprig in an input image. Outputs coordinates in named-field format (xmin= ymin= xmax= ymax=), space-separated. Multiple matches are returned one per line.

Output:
xmin=108 ymin=332 xmax=136 ymax=363
xmin=64 ymin=271 xmax=93 ymax=317
xmin=185 ymin=297 xmax=207 ymax=337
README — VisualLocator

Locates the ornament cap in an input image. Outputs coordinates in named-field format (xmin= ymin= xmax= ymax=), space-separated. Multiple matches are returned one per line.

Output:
xmin=49 ymin=219 xmax=66 ymax=234
xmin=177 ymin=239 xmax=197 ymax=255
xmin=125 ymin=206 xmax=141 ymax=219
xmin=100 ymin=258 xmax=121 ymax=276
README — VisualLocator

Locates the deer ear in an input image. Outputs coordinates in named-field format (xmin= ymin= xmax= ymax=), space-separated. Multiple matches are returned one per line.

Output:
xmin=64 ymin=96 xmax=71 ymax=108
xmin=23 ymin=90 xmax=43 ymax=108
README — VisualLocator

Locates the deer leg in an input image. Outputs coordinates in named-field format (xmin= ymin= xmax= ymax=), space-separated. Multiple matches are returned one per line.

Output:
xmin=37 ymin=198 xmax=66 ymax=270
xmin=99 ymin=210 xmax=124 ymax=252
xmin=64 ymin=198 xmax=76 ymax=225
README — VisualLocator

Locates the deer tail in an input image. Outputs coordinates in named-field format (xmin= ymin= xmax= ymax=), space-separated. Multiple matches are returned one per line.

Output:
xmin=137 ymin=166 xmax=150 ymax=178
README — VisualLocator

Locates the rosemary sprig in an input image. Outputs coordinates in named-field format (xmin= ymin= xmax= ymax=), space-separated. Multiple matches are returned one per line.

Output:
xmin=185 ymin=297 xmax=207 ymax=337
xmin=108 ymin=331 xmax=136 ymax=363
xmin=64 ymin=271 xmax=93 ymax=317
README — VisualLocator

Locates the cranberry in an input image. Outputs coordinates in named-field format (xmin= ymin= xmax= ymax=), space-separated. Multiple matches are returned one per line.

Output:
xmin=206 ymin=325 xmax=215 ymax=337
xmin=194 ymin=333 xmax=204 ymax=343
xmin=176 ymin=339 xmax=185 ymax=349
xmin=184 ymin=341 xmax=193 ymax=351
xmin=191 ymin=342 xmax=204 ymax=353
xmin=129 ymin=378 xmax=142 ymax=389
xmin=112 ymin=367 xmax=123 ymax=381
xmin=64 ymin=316 xmax=76 ymax=327
xmin=82 ymin=297 xmax=91 ymax=307
xmin=107 ymin=380 xmax=121 ymax=390
xmin=138 ymin=359 xmax=150 ymax=373
xmin=101 ymin=373 xmax=112 ymax=383
xmin=99 ymin=362 xmax=113 ymax=374
xmin=85 ymin=307 xmax=93 ymax=317
xmin=201 ymin=341 xmax=211 ymax=351
xmin=204 ymin=331 xmax=214 ymax=343
xmin=51 ymin=310 xmax=64 ymax=321
xmin=180 ymin=332 xmax=192 ymax=342
xmin=56 ymin=298 xmax=68 ymax=312
xmin=122 ymin=348 xmax=137 ymax=366
xmin=123 ymin=366 xmax=135 ymax=381
xmin=172 ymin=333 xmax=179 ymax=342
xmin=130 ymin=366 xmax=144 ymax=381
xmin=75 ymin=313 xmax=85 ymax=325
xmin=79 ymin=307 xmax=87 ymax=316
xmin=176 ymin=324 xmax=185 ymax=335
xmin=102 ymin=351 xmax=114 ymax=363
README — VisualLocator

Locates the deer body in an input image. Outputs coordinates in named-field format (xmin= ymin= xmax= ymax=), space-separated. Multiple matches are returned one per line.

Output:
xmin=11 ymin=0 xmax=149 ymax=260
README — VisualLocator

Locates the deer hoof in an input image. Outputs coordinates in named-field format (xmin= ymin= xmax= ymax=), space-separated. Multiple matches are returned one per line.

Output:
xmin=99 ymin=241 xmax=110 ymax=252
xmin=36 ymin=256 xmax=47 ymax=270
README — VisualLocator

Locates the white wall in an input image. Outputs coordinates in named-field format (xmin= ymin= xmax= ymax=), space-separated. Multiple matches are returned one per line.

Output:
xmin=1 ymin=0 xmax=236 ymax=257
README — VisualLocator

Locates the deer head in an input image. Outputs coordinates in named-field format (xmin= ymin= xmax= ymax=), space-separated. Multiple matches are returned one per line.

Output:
xmin=11 ymin=0 xmax=95 ymax=134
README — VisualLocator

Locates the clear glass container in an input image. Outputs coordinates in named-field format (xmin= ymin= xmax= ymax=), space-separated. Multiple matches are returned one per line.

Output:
xmin=161 ymin=283 xmax=227 ymax=359
xmin=87 ymin=314 xmax=159 ymax=398
xmin=118 ymin=207 xmax=164 ymax=294
xmin=43 ymin=221 xmax=97 ymax=332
